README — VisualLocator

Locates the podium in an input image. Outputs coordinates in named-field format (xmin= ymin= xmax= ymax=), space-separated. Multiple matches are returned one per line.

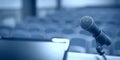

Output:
xmin=67 ymin=52 xmax=120 ymax=60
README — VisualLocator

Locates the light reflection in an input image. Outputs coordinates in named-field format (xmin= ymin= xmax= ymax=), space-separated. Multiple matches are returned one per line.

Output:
xmin=52 ymin=38 xmax=70 ymax=51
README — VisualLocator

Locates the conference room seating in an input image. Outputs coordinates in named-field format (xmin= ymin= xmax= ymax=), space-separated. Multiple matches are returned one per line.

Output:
xmin=113 ymin=40 xmax=120 ymax=56
xmin=0 ymin=8 xmax=120 ymax=55
xmin=68 ymin=38 xmax=87 ymax=53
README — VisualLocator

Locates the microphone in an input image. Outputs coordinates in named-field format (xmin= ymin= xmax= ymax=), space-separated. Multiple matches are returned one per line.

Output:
xmin=80 ymin=16 xmax=111 ymax=46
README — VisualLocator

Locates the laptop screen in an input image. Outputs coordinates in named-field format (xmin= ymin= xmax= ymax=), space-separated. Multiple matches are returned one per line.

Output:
xmin=0 ymin=40 xmax=66 ymax=60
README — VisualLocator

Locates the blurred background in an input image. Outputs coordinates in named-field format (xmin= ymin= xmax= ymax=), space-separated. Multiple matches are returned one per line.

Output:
xmin=0 ymin=0 xmax=120 ymax=58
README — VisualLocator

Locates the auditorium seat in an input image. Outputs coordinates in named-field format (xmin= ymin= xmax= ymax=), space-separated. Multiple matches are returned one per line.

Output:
xmin=39 ymin=18 xmax=50 ymax=24
xmin=44 ymin=26 xmax=61 ymax=39
xmin=30 ymin=32 xmax=44 ymax=39
xmin=113 ymin=40 xmax=120 ymax=56
xmin=89 ymin=39 xmax=110 ymax=55
xmin=10 ymin=30 xmax=31 ymax=38
xmin=69 ymin=45 xmax=86 ymax=53
xmin=89 ymin=39 xmax=97 ymax=54
xmin=68 ymin=38 xmax=87 ymax=53
xmin=46 ymin=32 xmax=66 ymax=39
xmin=79 ymin=29 xmax=91 ymax=36
xmin=0 ymin=28 xmax=10 ymax=37
xmin=30 ymin=33 xmax=45 ymax=39
xmin=24 ymin=17 xmax=39 ymax=23
xmin=45 ymin=28 xmax=57 ymax=33
xmin=65 ymin=20 xmax=73 ymax=24
xmin=51 ymin=19 xmax=60 ymax=24
xmin=28 ymin=27 xmax=42 ymax=32
xmin=15 ymin=23 xmax=27 ymax=30
xmin=62 ymin=28 xmax=74 ymax=35
xmin=117 ymin=31 xmax=120 ymax=37
xmin=101 ymin=24 xmax=118 ymax=38
xmin=27 ymin=25 xmax=42 ymax=32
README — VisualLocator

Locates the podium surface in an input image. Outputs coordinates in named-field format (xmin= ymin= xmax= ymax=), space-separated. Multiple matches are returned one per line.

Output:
xmin=67 ymin=52 xmax=120 ymax=60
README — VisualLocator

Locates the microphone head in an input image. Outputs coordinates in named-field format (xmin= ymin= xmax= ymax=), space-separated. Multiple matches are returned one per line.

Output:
xmin=80 ymin=16 xmax=94 ymax=30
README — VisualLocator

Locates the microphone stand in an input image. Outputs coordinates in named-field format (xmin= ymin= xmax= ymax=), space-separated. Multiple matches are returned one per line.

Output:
xmin=96 ymin=42 xmax=107 ymax=60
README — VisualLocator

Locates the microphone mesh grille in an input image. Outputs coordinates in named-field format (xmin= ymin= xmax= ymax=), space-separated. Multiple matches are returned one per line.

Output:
xmin=80 ymin=16 xmax=93 ymax=29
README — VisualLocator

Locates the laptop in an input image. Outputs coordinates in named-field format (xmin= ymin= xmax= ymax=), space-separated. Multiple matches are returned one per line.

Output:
xmin=0 ymin=40 xmax=66 ymax=60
